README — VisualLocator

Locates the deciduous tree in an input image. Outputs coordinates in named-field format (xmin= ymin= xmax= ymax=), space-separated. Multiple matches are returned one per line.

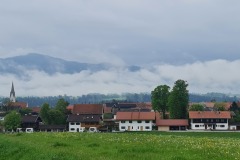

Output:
xmin=151 ymin=85 xmax=170 ymax=119
xmin=168 ymin=80 xmax=189 ymax=119
xmin=4 ymin=111 xmax=21 ymax=131
xmin=40 ymin=103 xmax=50 ymax=124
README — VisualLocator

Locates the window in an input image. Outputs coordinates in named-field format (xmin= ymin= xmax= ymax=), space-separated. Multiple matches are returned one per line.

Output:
xmin=220 ymin=125 xmax=225 ymax=128
xmin=121 ymin=126 xmax=125 ymax=130
xmin=129 ymin=121 xmax=132 ymax=123
xmin=137 ymin=120 xmax=142 ymax=123
xmin=145 ymin=126 xmax=150 ymax=129
xmin=121 ymin=121 xmax=125 ymax=123
xmin=145 ymin=120 xmax=150 ymax=123
xmin=195 ymin=125 xmax=199 ymax=127
xmin=70 ymin=128 xmax=75 ymax=131
xmin=76 ymin=123 xmax=80 ymax=125
xmin=70 ymin=122 xmax=75 ymax=125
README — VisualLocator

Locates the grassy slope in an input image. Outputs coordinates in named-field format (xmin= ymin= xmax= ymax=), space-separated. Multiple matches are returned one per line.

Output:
xmin=0 ymin=132 xmax=240 ymax=160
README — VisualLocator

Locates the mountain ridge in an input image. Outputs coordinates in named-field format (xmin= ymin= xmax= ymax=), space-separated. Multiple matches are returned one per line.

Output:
xmin=0 ymin=53 xmax=141 ymax=76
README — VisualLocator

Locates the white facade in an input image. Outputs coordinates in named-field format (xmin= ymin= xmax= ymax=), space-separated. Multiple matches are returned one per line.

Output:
xmin=191 ymin=120 xmax=229 ymax=130
xmin=119 ymin=120 xmax=153 ymax=131
xmin=69 ymin=122 xmax=85 ymax=132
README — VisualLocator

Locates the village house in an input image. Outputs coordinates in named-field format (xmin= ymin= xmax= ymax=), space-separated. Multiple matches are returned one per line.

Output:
xmin=189 ymin=111 xmax=231 ymax=130
xmin=21 ymin=115 xmax=42 ymax=131
xmin=67 ymin=104 xmax=103 ymax=132
xmin=116 ymin=111 xmax=155 ymax=131
xmin=156 ymin=119 xmax=189 ymax=131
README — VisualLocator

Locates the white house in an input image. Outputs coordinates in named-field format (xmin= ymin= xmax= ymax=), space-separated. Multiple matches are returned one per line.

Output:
xmin=116 ymin=112 xmax=156 ymax=131
xmin=67 ymin=114 xmax=101 ymax=132
xmin=189 ymin=111 xmax=231 ymax=130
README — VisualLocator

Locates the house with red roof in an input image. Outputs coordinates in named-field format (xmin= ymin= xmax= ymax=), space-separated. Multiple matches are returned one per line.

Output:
xmin=116 ymin=112 xmax=155 ymax=131
xmin=189 ymin=111 xmax=231 ymax=130
xmin=156 ymin=119 xmax=189 ymax=131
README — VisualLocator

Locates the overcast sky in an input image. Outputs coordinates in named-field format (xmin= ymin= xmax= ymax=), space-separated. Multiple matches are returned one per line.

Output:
xmin=0 ymin=0 xmax=240 ymax=97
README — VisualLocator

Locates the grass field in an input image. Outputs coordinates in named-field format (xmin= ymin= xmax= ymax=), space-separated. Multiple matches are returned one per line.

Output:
xmin=0 ymin=131 xmax=240 ymax=160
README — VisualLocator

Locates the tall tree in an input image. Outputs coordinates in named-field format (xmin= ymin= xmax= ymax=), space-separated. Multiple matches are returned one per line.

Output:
xmin=48 ymin=109 xmax=66 ymax=125
xmin=4 ymin=111 xmax=21 ymax=131
xmin=55 ymin=98 xmax=69 ymax=114
xmin=40 ymin=103 xmax=50 ymax=124
xmin=168 ymin=79 xmax=189 ymax=119
xmin=230 ymin=101 xmax=239 ymax=112
xmin=151 ymin=85 xmax=170 ymax=119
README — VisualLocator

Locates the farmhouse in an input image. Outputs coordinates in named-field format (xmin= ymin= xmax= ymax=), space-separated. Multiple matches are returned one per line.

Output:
xmin=21 ymin=115 xmax=42 ymax=131
xmin=67 ymin=114 xmax=102 ymax=132
xmin=67 ymin=104 xmax=103 ymax=132
xmin=116 ymin=112 xmax=155 ymax=131
xmin=189 ymin=111 xmax=231 ymax=130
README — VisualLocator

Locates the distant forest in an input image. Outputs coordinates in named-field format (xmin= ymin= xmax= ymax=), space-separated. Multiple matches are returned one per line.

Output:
xmin=0 ymin=92 xmax=239 ymax=107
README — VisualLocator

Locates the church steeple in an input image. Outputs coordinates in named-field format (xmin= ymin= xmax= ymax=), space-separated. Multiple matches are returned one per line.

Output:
xmin=10 ymin=82 xmax=16 ymax=102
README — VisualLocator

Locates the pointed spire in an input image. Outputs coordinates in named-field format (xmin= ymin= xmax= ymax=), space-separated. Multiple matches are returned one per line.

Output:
xmin=10 ymin=81 xmax=16 ymax=102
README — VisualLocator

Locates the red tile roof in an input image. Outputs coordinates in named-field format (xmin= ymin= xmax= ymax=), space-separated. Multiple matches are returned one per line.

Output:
xmin=189 ymin=111 xmax=231 ymax=119
xmin=103 ymin=106 xmax=112 ymax=114
xmin=116 ymin=112 xmax=155 ymax=121
xmin=72 ymin=104 xmax=103 ymax=115
xmin=156 ymin=119 xmax=189 ymax=126
xmin=9 ymin=102 xmax=28 ymax=108
xmin=31 ymin=107 xmax=41 ymax=113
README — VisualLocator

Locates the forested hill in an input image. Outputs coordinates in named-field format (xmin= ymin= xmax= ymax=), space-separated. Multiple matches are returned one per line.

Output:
xmin=0 ymin=93 xmax=239 ymax=107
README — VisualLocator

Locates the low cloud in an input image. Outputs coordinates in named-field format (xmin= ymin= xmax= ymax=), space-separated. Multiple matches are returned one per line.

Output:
xmin=0 ymin=59 xmax=240 ymax=97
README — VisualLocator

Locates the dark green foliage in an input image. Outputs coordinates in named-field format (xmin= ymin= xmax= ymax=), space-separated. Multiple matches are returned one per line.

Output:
xmin=189 ymin=104 xmax=204 ymax=111
xmin=55 ymin=98 xmax=69 ymax=114
xmin=48 ymin=110 xmax=65 ymax=125
xmin=213 ymin=102 xmax=226 ymax=111
xmin=19 ymin=108 xmax=32 ymax=116
xmin=151 ymin=85 xmax=170 ymax=119
xmin=168 ymin=80 xmax=189 ymax=119
xmin=40 ymin=103 xmax=50 ymax=124
xmin=230 ymin=101 xmax=239 ymax=112
xmin=4 ymin=111 xmax=21 ymax=131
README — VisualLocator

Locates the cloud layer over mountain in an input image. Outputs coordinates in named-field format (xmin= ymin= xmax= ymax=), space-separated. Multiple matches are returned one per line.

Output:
xmin=0 ymin=54 xmax=239 ymax=96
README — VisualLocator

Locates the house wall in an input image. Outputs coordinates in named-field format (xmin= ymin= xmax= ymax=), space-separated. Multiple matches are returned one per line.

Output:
xmin=119 ymin=120 xmax=153 ymax=131
xmin=69 ymin=122 xmax=85 ymax=132
xmin=158 ymin=126 xmax=169 ymax=131
xmin=229 ymin=125 xmax=236 ymax=130
xmin=191 ymin=119 xmax=229 ymax=130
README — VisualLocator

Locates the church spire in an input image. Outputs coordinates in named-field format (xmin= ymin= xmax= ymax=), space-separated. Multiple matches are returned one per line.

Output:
xmin=10 ymin=82 xmax=16 ymax=102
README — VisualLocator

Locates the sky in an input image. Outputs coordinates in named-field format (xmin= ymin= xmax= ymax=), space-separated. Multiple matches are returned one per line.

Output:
xmin=0 ymin=0 xmax=240 ymax=97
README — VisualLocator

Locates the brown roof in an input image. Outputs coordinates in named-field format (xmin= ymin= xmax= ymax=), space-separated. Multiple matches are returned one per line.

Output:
xmin=67 ymin=105 xmax=74 ymax=111
xmin=116 ymin=112 xmax=155 ymax=121
xmin=189 ymin=111 xmax=231 ymax=119
xmin=103 ymin=106 xmax=112 ymax=114
xmin=9 ymin=102 xmax=28 ymax=108
xmin=67 ymin=114 xmax=101 ymax=122
xmin=31 ymin=107 xmax=41 ymax=113
xmin=156 ymin=119 xmax=189 ymax=126
xmin=204 ymin=102 xmax=215 ymax=108
xmin=22 ymin=115 xmax=41 ymax=123
xmin=72 ymin=104 xmax=103 ymax=115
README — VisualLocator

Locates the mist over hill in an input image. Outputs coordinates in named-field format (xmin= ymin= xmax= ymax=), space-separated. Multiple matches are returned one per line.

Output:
xmin=0 ymin=53 xmax=140 ymax=77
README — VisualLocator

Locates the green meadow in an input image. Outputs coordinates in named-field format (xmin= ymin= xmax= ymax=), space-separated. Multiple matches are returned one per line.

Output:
xmin=0 ymin=132 xmax=240 ymax=160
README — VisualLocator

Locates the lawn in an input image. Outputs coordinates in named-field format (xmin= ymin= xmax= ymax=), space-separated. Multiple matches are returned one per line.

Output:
xmin=0 ymin=131 xmax=240 ymax=160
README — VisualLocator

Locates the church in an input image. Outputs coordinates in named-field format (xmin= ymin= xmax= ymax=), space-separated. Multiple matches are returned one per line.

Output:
xmin=8 ymin=82 xmax=28 ymax=109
